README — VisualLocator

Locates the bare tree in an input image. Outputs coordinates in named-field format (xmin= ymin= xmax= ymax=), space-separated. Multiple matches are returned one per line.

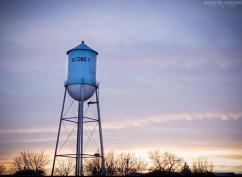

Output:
xmin=55 ymin=159 xmax=74 ymax=176
xmin=85 ymin=157 xmax=102 ymax=176
xmin=135 ymin=156 xmax=148 ymax=174
xmin=84 ymin=151 xmax=118 ymax=176
xmin=105 ymin=151 xmax=117 ymax=176
xmin=116 ymin=153 xmax=134 ymax=176
xmin=181 ymin=162 xmax=192 ymax=176
xmin=0 ymin=165 xmax=6 ymax=175
xmin=12 ymin=150 xmax=49 ymax=175
xmin=84 ymin=151 xmax=147 ymax=176
xmin=116 ymin=152 xmax=147 ymax=176
xmin=192 ymin=157 xmax=213 ymax=173
xmin=149 ymin=150 xmax=184 ymax=176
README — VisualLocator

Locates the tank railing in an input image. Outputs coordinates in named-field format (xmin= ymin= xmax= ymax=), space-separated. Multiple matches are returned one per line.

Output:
xmin=62 ymin=117 xmax=78 ymax=124
xmin=62 ymin=116 xmax=78 ymax=119
xmin=83 ymin=120 xmax=97 ymax=123
xmin=56 ymin=153 xmax=104 ymax=159
xmin=62 ymin=116 xmax=98 ymax=123
xmin=56 ymin=154 xmax=76 ymax=158
xmin=83 ymin=116 xmax=98 ymax=122
xmin=62 ymin=119 xmax=78 ymax=124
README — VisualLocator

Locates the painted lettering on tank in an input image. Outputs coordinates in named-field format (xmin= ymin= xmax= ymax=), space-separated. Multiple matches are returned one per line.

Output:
xmin=72 ymin=57 xmax=91 ymax=62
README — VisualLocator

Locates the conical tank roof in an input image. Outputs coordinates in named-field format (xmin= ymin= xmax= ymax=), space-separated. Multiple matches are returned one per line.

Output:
xmin=67 ymin=41 xmax=98 ymax=55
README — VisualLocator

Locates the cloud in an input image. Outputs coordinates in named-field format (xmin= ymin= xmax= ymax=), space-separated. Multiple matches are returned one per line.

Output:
xmin=5 ymin=138 xmax=56 ymax=143
xmin=0 ymin=112 xmax=241 ymax=134
xmin=0 ymin=128 xmax=56 ymax=134
xmin=102 ymin=112 xmax=242 ymax=129
xmin=214 ymin=165 xmax=242 ymax=173
xmin=212 ymin=154 xmax=242 ymax=161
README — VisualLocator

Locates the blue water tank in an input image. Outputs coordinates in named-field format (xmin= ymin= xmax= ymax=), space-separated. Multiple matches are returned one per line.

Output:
xmin=66 ymin=41 xmax=98 ymax=101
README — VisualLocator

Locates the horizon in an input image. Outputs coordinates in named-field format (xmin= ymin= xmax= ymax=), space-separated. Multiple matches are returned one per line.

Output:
xmin=0 ymin=0 xmax=242 ymax=174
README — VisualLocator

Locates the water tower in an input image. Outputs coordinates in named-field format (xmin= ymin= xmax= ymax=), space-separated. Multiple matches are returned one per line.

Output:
xmin=51 ymin=41 xmax=105 ymax=176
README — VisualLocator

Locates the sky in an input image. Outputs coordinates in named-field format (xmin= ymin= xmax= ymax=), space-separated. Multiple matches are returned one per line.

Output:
xmin=0 ymin=0 xmax=242 ymax=173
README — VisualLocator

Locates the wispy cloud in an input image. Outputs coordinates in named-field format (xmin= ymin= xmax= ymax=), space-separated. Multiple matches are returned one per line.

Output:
xmin=212 ymin=154 xmax=242 ymax=160
xmin=102 ymin=112 xmax=242 ymax=129
xmin=1 ymin=112 xmax=241 ymax=134
xmin=214 ymin=165 xmax=242 ymax=173
xmin=0 ymin=128 xmax=57 ymax=134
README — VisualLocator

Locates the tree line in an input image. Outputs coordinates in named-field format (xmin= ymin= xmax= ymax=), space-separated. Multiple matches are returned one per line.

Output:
xmin=0 ymin=149 xmax=213 ymax=176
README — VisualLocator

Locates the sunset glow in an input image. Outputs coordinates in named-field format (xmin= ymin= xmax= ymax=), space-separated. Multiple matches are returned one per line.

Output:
xmin=0 ymin=0 xmax=242 ymax=175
